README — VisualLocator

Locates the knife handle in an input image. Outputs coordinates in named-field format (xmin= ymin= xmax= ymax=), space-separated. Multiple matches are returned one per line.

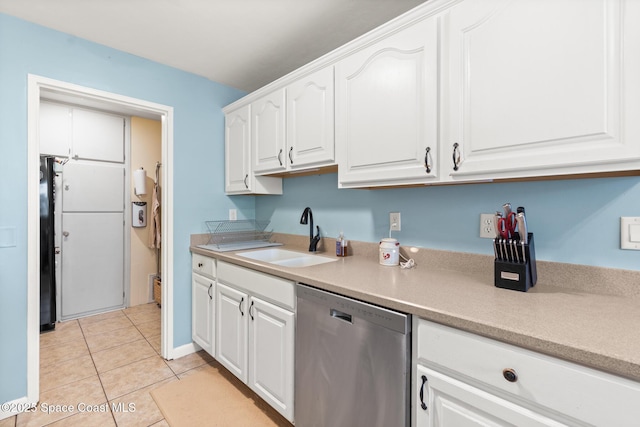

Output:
xmin=516 ymin=212 xmax=528 ymax=245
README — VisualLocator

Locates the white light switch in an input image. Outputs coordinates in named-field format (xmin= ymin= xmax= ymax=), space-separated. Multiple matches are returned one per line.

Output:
xmin=620 ymin=217 xmax=640 ymax=250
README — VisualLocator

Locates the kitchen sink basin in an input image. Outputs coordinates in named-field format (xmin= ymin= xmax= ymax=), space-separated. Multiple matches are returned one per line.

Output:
xmin=236 ymin=248 xmax=337 ymax=268
xmin=271 ymin=255 xmax=337 ymax=268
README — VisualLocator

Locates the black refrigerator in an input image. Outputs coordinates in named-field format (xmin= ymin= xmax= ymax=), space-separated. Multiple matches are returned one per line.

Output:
xmin=40 ymin=156 xmax=56 ymax=331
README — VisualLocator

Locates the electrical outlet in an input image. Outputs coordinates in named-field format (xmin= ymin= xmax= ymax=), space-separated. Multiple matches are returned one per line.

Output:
xmin=390 ymin=212 xmax=401 ymax=231
xmin=229 ymin=209 xmax=237 ymax=221
xmin=479 ymin=213 xmax=495 ymax=238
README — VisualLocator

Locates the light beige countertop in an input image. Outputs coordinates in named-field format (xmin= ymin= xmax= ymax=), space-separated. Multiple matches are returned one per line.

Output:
xmin=191 ymin=233 xmax=640 ymax=383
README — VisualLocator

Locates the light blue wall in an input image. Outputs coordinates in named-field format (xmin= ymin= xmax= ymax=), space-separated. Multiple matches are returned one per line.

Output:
xmin=256 ymin=173 xmax=640 ymax=270
xmin=0 ymin=13 xmax=247 ymax=403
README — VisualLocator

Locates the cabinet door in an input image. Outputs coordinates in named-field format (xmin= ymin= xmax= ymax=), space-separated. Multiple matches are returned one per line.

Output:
xmin=40 ymin=102 xmax=72 ymax=157
xmin=216 ymin=282 xmax=248 ymax=382
xmin=61 ymin=162 xmax=124 ymax=212
xmin=192 ymin=273 xmax=214 ymax=356
xmin=225 ymin=105 xmax=252 ymax=194
xmin=248 ymin=296 xmax=294 ymax=422
xmin=287 ymin=67 xmax=335 ymax=170
xmin=336 ymin=16 xmax=439 ymax=188
xmin=72 ymin=108 xmax=124 ymax=163
xmin=443 ymin=0 xmax=640 ymax=181
xmin=252 ymin=89 xmax=286 ymax=174
xmin=416 ymin=365 xmax=562 ymax=427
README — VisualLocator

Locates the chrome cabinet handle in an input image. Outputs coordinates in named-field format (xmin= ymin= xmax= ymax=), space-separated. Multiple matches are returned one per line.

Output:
xmin=243 ymin=174 xmax=248 ymax=189
xmin=503 ymin=368 xmax=518 ymax=383
xmin=452 ymin=143 xmax=461 ymax=171
xmin=288 ymin=146 xmax=294 ymax=164
xmin=239 ymin=297 xmax=244 ymax=316
xmin=249 ymin=300 xmax=254 ymax=320
xmin=419 ymin=375 xmax=428 ymax=410
xmin=278 ymin=149 xmax=283 ymax=166
xmin=208 ymin=283 xmax=212 ymax=300
xmin=425 ymin=147 xmax=432 ymax=174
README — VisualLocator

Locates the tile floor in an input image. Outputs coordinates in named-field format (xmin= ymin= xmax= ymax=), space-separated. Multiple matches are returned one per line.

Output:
xmin=1 ymin=303 xmax=220 ymax=427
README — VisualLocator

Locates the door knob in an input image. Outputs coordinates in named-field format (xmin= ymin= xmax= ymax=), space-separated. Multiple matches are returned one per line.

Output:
xmin=62 ymin=231 xmax=69 ymax=237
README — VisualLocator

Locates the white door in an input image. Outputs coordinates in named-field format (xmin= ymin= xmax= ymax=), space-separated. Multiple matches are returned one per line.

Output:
xmin=61 ymin=162 xmax=124 ymax=212
xmin=416 ymin=365 xmax=563 ymax=427
xmin=61 ymin=212 xmax=124 ymax=318
xmin=192 ymin=273 xmax=214 ymax=356
xmin=248 ymin=296 xmax=294 ymax=422
xmin=54 ymin=105 xmax=126 ymax=320
xmin=443 ymin=0 xmax=639 ymax=181
xmin=216 ymin=282 xmax=248 ymax=382
xmin=287 ymin=66 xmax=335 ymax=170
xmin=252 ymin=89 xmax=286 ymax=174
xmin=60 ymin=161 xmax=124 ymax=319
xmin=336 ymin=16 xmax=439 ymax=187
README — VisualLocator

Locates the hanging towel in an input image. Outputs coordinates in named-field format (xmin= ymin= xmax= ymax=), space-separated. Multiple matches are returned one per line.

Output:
xmin=148 ymin=179 xmax=161 ymax=249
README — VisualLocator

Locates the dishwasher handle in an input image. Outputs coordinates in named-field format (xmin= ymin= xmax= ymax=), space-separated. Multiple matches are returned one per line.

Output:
xmin=330 ymin=308 xmax=352 ymax=324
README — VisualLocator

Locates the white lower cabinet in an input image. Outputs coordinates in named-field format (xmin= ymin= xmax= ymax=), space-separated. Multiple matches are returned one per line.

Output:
xmin=216 ymin=282 xmax=248 ymax=381
xmin=416 ymin=364 xmax=561 ymax=427
xmin=191 ymin=273 xmax=215 ymax=356
xmin=216 ymin=261 xmax=295 ymax=422
xmin=191 ymin=254 xmax=216 ymax=357
xmin=248 ymin=296 xmax=295 ymax=419
xmin=415 ymin=319 xmax=640 ymax=427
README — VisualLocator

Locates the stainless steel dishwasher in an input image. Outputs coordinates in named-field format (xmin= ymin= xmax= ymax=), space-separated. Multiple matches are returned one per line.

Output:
xmin=295 ymin=283 xmax=411 ymax=427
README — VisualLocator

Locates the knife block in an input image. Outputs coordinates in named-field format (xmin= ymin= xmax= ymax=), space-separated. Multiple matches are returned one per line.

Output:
xmin=494 ymin=233 xmax=537 ymax=292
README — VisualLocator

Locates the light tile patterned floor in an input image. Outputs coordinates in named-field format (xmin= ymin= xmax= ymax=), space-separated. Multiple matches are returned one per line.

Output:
xmin=3 ymin=303 xmax=214 ymax=427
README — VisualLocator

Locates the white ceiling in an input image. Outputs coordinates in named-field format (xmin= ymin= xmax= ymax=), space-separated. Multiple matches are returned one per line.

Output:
xmin=0 ymin=0 xmax=428 ymax=92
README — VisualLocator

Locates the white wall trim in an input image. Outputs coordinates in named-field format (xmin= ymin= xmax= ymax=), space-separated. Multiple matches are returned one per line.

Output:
xmin=169 ymin=342 xmax=200 ymax=360
xmin=0 ymin=396 xmax=34 ymax=420
xmin=26 ymin=74 xmax=175 ymax=408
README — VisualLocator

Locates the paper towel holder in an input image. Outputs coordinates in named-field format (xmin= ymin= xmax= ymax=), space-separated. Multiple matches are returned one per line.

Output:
xmin=134 ymin=167 xmax=147 ymax=196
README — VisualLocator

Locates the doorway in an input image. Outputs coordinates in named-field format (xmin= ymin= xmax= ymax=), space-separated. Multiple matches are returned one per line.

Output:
xmin=40 ymin=101 xmax=130 ymax=321
xmin=26 ymin=74 xmax=175 ymax=405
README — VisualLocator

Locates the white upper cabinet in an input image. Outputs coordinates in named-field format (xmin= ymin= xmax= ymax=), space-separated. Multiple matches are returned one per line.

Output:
xmin=225 ymin=105 xmax=252 ymax=193
xmin=252 ymin=67 xmax=336 ymax=175
xmin=224 ymin=0 xmax=640 ymax=190
xmin=40 ymin=102 xmax=125 ymax=163
xmin=442 ymin=0 xmax=640 ymax=181
xmin=252 ymin=89 xmax=287 ymax=174
xmin=72 ymin=108 xmax=124 ymax=163
xmin=225 ymin=104 xmax=282 ymax=195
xmin=40 ymin=102 xmax=71 ymax=157
xmin=336 ymin=16 xmax=439 ymax=188
xmin=286 ymin=67 xmax=335 ymax=171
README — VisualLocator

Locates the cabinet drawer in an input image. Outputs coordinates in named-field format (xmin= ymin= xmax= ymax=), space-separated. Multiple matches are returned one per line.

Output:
xmin=416 ymin=319 xmax=640 ymax=426
xmin=217 ymin=261 xmax=295 ymax=311
xmin=192 ymin=254 xmax=216 ymax=278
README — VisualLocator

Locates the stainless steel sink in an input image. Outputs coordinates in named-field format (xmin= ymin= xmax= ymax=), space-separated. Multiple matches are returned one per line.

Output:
xmin=236 ymin=248 xmax=338 ymax=268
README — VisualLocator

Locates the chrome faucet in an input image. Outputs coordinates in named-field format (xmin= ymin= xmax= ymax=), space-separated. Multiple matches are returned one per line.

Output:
xmin=300 ymin=207 xmax=321 ymax=252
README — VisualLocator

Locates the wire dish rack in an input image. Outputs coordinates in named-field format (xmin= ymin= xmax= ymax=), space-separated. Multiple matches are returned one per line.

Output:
xmin=197 ymin=220 xmax=282 ymax=252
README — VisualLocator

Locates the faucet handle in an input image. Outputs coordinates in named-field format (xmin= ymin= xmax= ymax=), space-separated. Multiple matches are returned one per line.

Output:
xmin=309 ymin=226 xmax=321 ymax=252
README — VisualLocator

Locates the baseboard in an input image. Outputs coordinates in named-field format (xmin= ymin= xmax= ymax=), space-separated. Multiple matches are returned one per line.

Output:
xmin=0 ymin=395 xmax=36 ymax=420
xmin=167 ymin=341 xmax=201 ymax=360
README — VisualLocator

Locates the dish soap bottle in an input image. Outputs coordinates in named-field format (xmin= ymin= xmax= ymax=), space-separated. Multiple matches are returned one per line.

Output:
xmin=336 ymin=232 xmax=344 ymax=257
xmin=336 ymin=232 xmax=348 ymax=257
